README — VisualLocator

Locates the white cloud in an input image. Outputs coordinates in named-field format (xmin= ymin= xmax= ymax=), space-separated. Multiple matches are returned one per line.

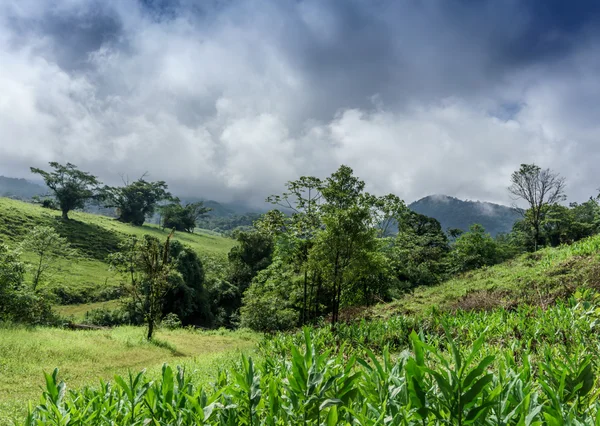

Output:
xmin=0 ymin=0 xmax=599 ymax=206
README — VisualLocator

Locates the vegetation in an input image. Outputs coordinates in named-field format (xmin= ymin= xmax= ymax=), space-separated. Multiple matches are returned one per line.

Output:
xmin=109 ymin=233 xmax=177 ymax=340
xmin=161 ymin=200 xmax=212 ymax=232
xmin=4 ymin=161 xmax=600 ymax=424
xmin=0 ymin=327 xmax=257 ymax=425
xmin=20 ymin=289 xmax=600 ymax=424
xmin=101 ymin=178 xmax=173 ymax=226
xmin=19 ymin=226 xmax=76 ymax=290
xmin=0 ymin=197 xmax=234 ymax=310
xmin=509 ymin=164 xmax=567 ymax=250
xmin=30 ymin=162 xmax=102 ymax=220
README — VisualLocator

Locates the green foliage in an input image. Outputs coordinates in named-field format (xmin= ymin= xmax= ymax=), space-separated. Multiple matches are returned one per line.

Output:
xmin=30 ymin=162 xmax=101 ymax=220
xmin=19 ymin=226 xmax=76 ymax=290
xmin=109 ymin=234 xmax=180 ymax=340
xmin=450 ymin=224 xmax=506 ymax=273
xmin=162 ymin=240 xmax=211 ymax=326
xmin=0 ymin=245 xmax=56 ymax=325
xmin=197 ymin=212 xmax=262 ymax=234
xmin=240 ymin=258 xmax=300 ymax=332
xmin=102 ymin=178 xmax=172 ymax=226
xmin=22 ymin=300 xmax=600 ymax=424
xmin=161 ymin=201 xmax=211 ymax=232
xmin=161 ymin=312 xmax=182 ymax=329
xmin=391 ymin=211 xmax=450 ymax=287
xmin=82 ymin=306 xmax=131 ymax=327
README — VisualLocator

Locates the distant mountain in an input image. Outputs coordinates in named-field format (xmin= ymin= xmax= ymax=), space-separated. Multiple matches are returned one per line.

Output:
xmin=409 ymin=195 xmax=520 ymax=236
xmin=0 ymin=176 xmax=46 ymax=199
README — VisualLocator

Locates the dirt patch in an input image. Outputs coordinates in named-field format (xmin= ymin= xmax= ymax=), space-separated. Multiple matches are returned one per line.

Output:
xmin=451 ymin=289 xmax=518 ymax=312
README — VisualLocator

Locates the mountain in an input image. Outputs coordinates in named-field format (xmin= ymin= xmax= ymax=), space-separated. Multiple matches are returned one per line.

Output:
xmin=409 ymin=195 xmax=520 ymax=236
xmin=0 ymin=176 xmax=46 ymax=199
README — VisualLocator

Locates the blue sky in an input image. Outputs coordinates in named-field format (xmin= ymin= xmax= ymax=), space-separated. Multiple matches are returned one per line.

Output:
xmin=1 ymin=0 xmax=599 ymax=205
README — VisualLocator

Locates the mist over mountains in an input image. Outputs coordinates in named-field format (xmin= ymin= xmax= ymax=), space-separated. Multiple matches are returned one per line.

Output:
xmin=1 ymin=176 xmax=519 ymax=235
xmin=409 ymin=195 xmax=520 ymax=236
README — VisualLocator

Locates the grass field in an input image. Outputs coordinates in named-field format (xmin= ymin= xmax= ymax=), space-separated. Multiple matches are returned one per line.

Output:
xmin=0 ymin=197 xmax=236 ymax=306
xmin=369 ymin=232 xmax=600 ymax=318
xmin=0 ymin=326 xmax=258 ymax=425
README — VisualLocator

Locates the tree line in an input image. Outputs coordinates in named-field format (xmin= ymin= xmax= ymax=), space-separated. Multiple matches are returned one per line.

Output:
xmin=30 ymin=162 xmax=211 ymax=231
xmin=3 ymin=161 xmax=599 ymax=338
xmin=233 ymin=163 xmax=600 ymax=331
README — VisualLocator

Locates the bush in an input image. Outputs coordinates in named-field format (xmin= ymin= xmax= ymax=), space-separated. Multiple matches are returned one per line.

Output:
xmin=0 ymin=244 xmax=58 ymax=325
xmin=161 ymin=313 xmax=182 ymax=330
xmin=83 ymin=307 xmax=131 ymax=327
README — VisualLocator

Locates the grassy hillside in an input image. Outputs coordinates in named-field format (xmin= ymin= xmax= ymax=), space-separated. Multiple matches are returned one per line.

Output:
xmin=369 ymin=232 xmax=600 ymax=318
xmin=0 ymin=327 xmax=257 ymax=425
xmin=0 ymin=197 xmax=236 ymax=304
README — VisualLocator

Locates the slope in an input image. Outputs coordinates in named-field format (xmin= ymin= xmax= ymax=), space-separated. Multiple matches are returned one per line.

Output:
xmin=0 ymin=197 xmax=236 ymax=304
xmin=370 ymin=232 xmax=600 ymax=318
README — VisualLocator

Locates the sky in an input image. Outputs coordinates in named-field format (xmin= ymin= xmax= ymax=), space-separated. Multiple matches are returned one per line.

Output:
xmin=1 ymin=0 xmax=600 ymax=207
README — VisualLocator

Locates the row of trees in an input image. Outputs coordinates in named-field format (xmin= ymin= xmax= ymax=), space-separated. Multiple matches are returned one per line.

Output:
xmin=19 ymin=161 xmax=600 ymax=336
xmin=230 ymin=164 xmax=600 ymax=331
xmin=30 ymin=162 xmax=211 ymax=231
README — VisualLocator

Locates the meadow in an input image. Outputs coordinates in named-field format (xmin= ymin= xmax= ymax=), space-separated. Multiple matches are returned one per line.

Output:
xmin=0 ymin=327 xmax=257 ymax=425
xmin=0 ymin=198 xmax=235 ymax=306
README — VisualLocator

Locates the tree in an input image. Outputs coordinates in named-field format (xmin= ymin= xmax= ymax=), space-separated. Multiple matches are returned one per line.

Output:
xmin=311 ymin=165 xmax=380 ymax=327
xmin=19 ymin=226 xmax=76 ymax=291
xmin=109 ymin=233 xmax=178 ymax=340
xmin=0 ymin=245 xmax=55 ymax=324
xmin=450 ymin=224 xmax=504 ymax=273
xmin=162 ymin=240 xmax=210 ymax=325
xmin=508 ymin=164 xmax=566 ymax=250
xmin=30 ymin=162 xmax=101 ymax=220
xmin=161 ymin=201 xmax=212 ymax=232
xmin=390 ymin=212 xmax=450 ymax=287
xmin=263 ymin=176 xmax=324 ymax=325
xmin=223 ymin=230 xmax=274 ymax=327
xmin=102 ymin=178 xmax=172 ymax=226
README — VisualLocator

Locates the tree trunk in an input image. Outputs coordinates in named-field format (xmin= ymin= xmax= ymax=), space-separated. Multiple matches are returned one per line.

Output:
xmin=147 ymin=318 xmax=154 ymax=340
xmin=303 ymin=269 xmax=308 ymax=325
xmin=61 ymin=209 xmax=69 ymax=220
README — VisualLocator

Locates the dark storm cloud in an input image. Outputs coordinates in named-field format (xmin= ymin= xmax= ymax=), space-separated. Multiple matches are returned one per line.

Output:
xmin=1 ymin=0 xmax=599 ymax=205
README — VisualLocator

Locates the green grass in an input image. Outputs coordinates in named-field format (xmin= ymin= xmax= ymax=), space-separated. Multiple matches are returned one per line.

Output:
xmin=370 ymin=233 xmax=600 ymax=318
xmin=0 ymin=197 xmax=236 ymax=304
xmin=56 ymin=299 xmax=124 ymax=321
xmin=0 ymin=326 xmax=258 ymax=425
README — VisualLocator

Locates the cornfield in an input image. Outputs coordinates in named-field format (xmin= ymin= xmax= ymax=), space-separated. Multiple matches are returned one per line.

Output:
xmin=22 ymin=290 xmax=600 ymax=425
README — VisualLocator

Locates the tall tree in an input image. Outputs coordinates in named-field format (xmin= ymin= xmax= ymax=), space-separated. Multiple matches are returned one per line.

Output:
xmin=508 ymin=164 xmax=566 ymax=250
xmin=263 ymin=176 xmax=324 ymax=324
xmin=109 ymin=233 xmax=177 ymax=340
xmin=30 ymin=162 xmax=101 ymax=220
xmin=102 ymin=178 xmax=172 ymax=226
xmin=313 ymin=165 xmax=379 ymax=327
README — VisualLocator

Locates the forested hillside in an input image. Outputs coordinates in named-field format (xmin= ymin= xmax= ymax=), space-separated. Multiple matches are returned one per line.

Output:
xmin=0 ymin=176 xmax=45 ymax=199
xmin=409 ymin=194 xmax=520 ymax=236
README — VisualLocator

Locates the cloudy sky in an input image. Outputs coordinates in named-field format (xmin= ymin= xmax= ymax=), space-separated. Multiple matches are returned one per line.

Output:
xmin=1 ymin=0 xmax=600 ymax=206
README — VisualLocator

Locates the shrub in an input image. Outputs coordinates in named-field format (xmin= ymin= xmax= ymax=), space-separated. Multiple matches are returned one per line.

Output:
xmin=161 ymin=313 xmax=182 ymax=330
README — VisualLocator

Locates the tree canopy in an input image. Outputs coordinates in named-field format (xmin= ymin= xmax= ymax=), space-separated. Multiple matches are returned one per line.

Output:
xmin=102 ymin=178 xmax=172 ymax=226
xmin=30 ymin=162 xmax=101 ymax=220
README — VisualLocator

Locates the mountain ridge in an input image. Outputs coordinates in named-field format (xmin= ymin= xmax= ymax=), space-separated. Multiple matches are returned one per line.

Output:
xmin=408 ymin=194 xmax=520 ymax=236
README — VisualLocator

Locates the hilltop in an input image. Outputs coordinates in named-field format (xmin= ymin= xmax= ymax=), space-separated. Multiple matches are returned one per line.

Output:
xmin=409 ymin=194 xmax=520 ymax=235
